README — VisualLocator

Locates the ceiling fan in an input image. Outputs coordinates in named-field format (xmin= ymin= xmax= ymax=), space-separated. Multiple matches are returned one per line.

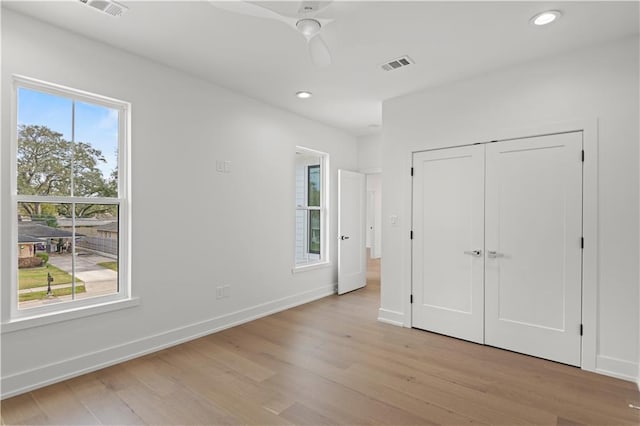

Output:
xmin=210 ymin=1 xmax=334 ymax=67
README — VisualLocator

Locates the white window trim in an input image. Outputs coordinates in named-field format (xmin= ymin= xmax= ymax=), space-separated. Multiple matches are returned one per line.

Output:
xmin=1 ymin=297 xmax=140 ymax=334
xmin=3 ymin=75 xmax=133 ymax=327
xmin=291 ymin=261 xmax=332 ymax=274
xmin=294 ymin=146 xmax=330 ymax=271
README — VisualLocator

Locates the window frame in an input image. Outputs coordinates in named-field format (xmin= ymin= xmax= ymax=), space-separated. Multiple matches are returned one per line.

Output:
xmin=294 ymin=147 xmax=329 ymax=271
xmin=6 ymin=75 xmax=133 ymax=323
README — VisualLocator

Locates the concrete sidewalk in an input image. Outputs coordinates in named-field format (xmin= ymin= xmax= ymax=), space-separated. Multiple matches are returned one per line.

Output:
xmin=19 ymin=282 xmax=80 ymax=294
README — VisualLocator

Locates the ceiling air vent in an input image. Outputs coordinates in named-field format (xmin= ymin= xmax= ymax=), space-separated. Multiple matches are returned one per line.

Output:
xmin=380 ymin=55 xmax=415 ymax=72
xmin=78 ymin=0 xmax=128 ymax=17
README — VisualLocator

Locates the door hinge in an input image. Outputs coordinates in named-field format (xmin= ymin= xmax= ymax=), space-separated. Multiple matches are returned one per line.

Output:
xmin=581 ymin=237 xmax=584 ymax=249
xmin=410 ymin=294 xmax=413 ymax=304
xmin=580 ymin=324 xmax=583 ymax=336
xmin=581 ymin=150 xmax=585 ymax=162
xmin=410 ymin=167 xmax=414 ymax=177
xmin=410 ymin=230 xmax=414 ymax=240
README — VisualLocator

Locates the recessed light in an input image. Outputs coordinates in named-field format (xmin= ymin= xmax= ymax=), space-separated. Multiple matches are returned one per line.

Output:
xmin=296 ymin=91 xmax=312 ymax=99
xmin=530 ymin=10 xmax=562 ymax=26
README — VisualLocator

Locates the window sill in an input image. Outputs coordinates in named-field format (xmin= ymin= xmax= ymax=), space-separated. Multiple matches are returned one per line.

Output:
xmin=1 ymin=297 xmax=140 ymax=334
xmin=292 ymin=261 xmax=332 ymax=274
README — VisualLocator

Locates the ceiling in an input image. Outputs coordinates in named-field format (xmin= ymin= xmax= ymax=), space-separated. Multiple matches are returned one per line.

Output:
xmin=3 ymin=1 xmax=639 ymax=136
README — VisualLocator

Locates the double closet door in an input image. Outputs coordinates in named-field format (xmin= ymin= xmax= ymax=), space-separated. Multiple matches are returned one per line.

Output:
xmin=411 ymin=132 xmax=583 ymax=366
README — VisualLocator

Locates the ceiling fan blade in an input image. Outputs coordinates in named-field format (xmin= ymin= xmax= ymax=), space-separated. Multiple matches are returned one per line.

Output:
xmin=211 ymin=0 xmax=334 ymax=67
xmin=308 ymin=34 xmax=331 ymax=67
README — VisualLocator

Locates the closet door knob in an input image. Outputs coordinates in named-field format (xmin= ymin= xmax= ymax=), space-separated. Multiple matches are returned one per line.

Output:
xmin=464 ymin=250 xmax=482 ymax=257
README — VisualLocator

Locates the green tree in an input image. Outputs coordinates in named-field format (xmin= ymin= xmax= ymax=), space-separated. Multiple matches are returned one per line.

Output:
xmin=17 ymin=125 xmax=72 ymax=199
xmin=17 ymin=124 xmax=116 ymax=217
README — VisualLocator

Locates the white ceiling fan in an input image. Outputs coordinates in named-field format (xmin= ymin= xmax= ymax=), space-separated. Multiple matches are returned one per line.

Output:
xmin=210 ymin=1 xmax=334 ymax=67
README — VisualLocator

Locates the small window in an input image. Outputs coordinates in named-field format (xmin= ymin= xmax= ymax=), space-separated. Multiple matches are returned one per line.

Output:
xmin=295 ymin=148 xmax=328 ymax=266
xmin=11 ymin=76 xmax=130 ymax=317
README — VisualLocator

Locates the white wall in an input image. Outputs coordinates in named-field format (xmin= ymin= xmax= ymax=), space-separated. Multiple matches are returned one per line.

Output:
xmin=381 ymin=36 xmax=639 ymax=381
xmin=0 ymin=10 xmax=358 ymax=397
xmin=357 ymin=133 xmax=382 ymax=173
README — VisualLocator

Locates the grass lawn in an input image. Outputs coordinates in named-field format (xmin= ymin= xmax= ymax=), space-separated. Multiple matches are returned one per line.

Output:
xmin=98 ymin=261 xmax=118 ymax=271
xmin=18 ymin=264 xmax=83 ymax=290
xmin=19 ymin=285 xmax=86 ymax=302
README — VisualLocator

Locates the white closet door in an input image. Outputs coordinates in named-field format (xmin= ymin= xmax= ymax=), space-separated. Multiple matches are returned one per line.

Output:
xmin=412 ymin=145 xmax=485 ymax=344
xmin=485 ymin=132 xmax=583 ymax=366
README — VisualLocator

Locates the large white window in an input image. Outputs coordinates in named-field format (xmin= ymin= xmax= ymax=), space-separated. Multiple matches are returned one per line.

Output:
xmin=10 ymin=76 xmax=130 ymax=319
xmin=295 ymin=147 xmax=329 ymax=268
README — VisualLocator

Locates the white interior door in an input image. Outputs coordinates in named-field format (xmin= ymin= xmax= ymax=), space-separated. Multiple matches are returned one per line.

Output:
xmin=412 ymin=146 xmax=485 ymax=343
xmin=485 ymin=132 xmax=583 ymax=366
xmin=338 ymin=170 xmax=366 ymax=295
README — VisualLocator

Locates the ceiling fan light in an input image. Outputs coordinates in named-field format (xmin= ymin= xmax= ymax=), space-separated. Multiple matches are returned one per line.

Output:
xmin=296 ymin=18 xmax=321 ymax=37
xmin=530 ymin=10 xmax=562 ymax=26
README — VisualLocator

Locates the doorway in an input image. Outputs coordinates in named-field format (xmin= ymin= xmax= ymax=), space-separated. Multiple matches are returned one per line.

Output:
xmin=366 ymin=172 xmax=382 ymax=299
xmin=366 ymin=173 xmax=382 ymax=260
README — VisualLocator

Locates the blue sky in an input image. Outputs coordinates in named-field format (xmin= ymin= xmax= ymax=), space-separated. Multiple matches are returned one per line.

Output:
xmin=18 ymin=88 xmax=118 ymax=178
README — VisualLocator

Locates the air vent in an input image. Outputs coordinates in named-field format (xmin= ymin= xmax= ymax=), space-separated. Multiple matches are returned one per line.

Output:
xmin=78 ymin=0 xmax=128 ymax=17
xmin=380 ymin=55 xmax=415 ymax=72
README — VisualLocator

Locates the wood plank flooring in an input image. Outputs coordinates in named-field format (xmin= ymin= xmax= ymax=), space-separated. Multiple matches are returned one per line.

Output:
xmin=2 ymin=257 xmax=639 ymax=425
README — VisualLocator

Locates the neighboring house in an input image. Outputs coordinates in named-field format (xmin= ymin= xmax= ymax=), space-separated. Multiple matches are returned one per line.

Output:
xmin=17 ymin=222 xmax=81 ymax=255
xmin=17 ymin=234 xmax=41 ymax=259
xmin=96 ymin=222 xmax=118 ymax=240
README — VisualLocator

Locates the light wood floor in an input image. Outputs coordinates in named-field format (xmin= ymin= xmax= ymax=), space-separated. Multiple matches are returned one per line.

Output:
xmin=2 ymin=257 xmax=639 ymax=425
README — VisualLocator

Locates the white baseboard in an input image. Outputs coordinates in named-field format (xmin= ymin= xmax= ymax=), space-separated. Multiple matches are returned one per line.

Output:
xmin=595 ymin=355 xmax=639 ymax=383
xmin=1 ymin=284 xmax=336 ymax=399
xmin=377 ymin=308 xmax=404 ymax=327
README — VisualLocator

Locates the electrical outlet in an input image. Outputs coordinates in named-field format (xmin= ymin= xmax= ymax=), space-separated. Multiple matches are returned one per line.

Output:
xmin=223 ymin=285 xmax=230 ymax=298
xmin=216 ymin=286 xmax=223 ymax=299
